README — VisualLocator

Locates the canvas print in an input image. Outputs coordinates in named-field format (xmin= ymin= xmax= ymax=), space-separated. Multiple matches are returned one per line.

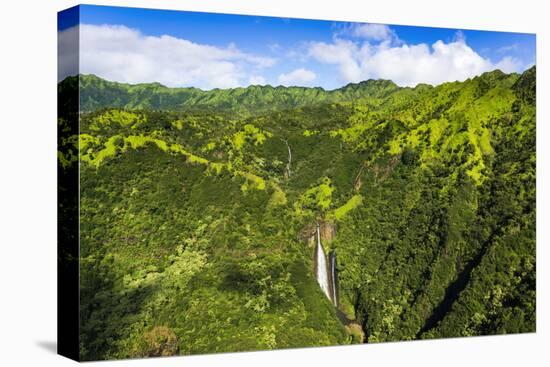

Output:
xmin=57 ymin=4 xmax=536 ymax=361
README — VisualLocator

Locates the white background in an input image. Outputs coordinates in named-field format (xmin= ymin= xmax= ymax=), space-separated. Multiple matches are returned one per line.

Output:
xmin=0 ymin=0 xmax=547 ymax=365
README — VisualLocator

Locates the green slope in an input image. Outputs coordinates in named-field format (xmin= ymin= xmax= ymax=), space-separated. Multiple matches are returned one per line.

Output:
xmin=58 ymin=67 xmax=536 ymax=359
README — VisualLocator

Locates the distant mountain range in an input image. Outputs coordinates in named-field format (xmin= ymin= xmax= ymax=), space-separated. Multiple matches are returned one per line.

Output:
xmin=68 ymin=73 xmax=408 ymax=113
xmin=61 ymin=68 xmax=534 ymax=114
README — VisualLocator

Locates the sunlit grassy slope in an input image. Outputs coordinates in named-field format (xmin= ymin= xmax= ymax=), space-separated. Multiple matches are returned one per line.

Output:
xmin=58 ymin=67 xmax=535 ymax=360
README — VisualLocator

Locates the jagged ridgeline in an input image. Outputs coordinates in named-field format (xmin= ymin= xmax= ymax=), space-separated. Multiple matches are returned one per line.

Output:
xmin=59 ymin=67 xmax=535 ymax=360
xmin=77 ymin=73 xmax=401 ymax=113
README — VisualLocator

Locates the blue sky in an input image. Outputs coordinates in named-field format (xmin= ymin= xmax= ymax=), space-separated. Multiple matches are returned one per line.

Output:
xmin=58 ymin=4 xmax=536 ymax=90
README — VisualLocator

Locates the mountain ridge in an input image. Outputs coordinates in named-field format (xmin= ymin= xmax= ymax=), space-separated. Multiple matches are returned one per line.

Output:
xmin=64 ymin=67 xmax=533 ymax=113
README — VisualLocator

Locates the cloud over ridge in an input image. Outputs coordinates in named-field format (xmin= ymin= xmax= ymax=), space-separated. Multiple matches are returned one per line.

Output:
xmin=278 ymin=68 xmax=317 ymax=86
xmin=67 ymin=24 xmax=276 ymax=89
xmin=308 ymin=35 xmax=524 ymax=87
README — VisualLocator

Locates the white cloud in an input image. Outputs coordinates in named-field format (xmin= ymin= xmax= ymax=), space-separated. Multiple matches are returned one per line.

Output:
xmin=58 ymin=25 xmax=79 ymax=81
xmin=494 ymin=56 xmax=523 ymax=73
xmin=248 ymin=75 xmax=267 ymax=85
xmin=349 ymin=23 xmax=394 ymax=42
xmin=268 ymin=43 xmax=281 ymax=53
xmin=497 ymin=43 xmax=519 ymax=53
xmin=309 ymin=37 xmax=525 ymax=87
xmin=333 ymin=22 xmax=398 ymax=44
xmin=278 ymin=68 xmax=317 ymax=86
xmin=454 ymin=30 xmax=467 ymax=43
xmin=61 ymin=24 xmax=276 ymax=89
xmin=308 ymin=39 xmax=362 ymax=82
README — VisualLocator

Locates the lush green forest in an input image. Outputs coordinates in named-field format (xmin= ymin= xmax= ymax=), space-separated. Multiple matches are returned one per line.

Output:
xmin=58 ymin=67 xmax=536 ymax=360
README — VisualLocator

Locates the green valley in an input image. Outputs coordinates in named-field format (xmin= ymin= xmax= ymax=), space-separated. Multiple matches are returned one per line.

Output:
xmin=58 ymin=67 xmax=536 ymax=360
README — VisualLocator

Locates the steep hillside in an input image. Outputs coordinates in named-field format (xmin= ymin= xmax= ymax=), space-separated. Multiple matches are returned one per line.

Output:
xmin=58 ymin=67 xmax=536 ymax=360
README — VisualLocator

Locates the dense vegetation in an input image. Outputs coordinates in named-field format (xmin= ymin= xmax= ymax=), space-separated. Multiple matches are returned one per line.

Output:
xmin=58 ymin=67 xmax=536 ymax=360
xmin=78 ymin=73 xmax=400 ymax=113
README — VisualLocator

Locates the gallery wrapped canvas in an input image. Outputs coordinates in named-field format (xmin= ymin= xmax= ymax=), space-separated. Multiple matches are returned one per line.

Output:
xmin=58 ymin=4 xmax=536 ymax=362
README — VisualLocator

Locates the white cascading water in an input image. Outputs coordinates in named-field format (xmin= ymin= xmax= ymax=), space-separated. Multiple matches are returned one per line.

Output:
xmin=316 ymin=224 xmax=331 ymax=300
xmin=330 ymin=254 xmax=337 ymax=306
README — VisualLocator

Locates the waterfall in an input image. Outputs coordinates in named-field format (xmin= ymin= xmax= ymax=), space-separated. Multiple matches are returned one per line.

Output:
xmin=316 ymin=224 xmax=331 ymax=300
xmin=330 ymin=252 xmax=338 ymax=306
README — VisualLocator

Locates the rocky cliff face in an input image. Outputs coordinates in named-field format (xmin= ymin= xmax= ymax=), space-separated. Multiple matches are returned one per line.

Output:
xmin=299 ymin=221 xmax=337 ymax=247
xmin=299 ymin=223 xmax=317 ymax=248
xmin=320 ymin=221 xmax=337 ymax=243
